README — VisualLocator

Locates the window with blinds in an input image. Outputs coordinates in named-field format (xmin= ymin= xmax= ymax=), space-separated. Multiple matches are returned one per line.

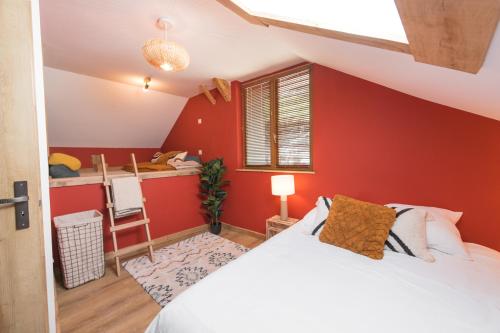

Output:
xmin=242 ymin=65 xmax=311 ymax=170
xmin=244 ymin=81 xmax=272 ymax=166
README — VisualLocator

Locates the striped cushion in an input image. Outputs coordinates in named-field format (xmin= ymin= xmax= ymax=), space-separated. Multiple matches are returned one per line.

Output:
xmin=311 ymin=196 xmax=332 ymax=236
xmin=385 ymin=207 xmax=435 ymax=262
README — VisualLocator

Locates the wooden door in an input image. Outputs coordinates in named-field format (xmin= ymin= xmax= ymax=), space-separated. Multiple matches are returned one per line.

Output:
xmin=0 ymin=0 xmax=52 ymax=332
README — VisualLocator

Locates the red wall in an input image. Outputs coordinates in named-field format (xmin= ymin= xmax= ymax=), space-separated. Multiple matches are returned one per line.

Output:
xmin=48 ymin=147 xmax=201 ymax=260
xmin=50 ymin=175 xmax=204 ymax=258
xmin=162 ymin=64 xmax=500 ymax=251
xmin=49 ymin=147 xmax=160 ymax=168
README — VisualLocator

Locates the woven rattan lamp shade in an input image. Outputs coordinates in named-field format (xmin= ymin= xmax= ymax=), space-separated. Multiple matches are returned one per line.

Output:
xmin=142 ymin=38 xmax=190 ymax=72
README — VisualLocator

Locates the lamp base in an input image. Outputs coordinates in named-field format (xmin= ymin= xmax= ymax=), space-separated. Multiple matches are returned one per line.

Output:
xmin=280 ymin=195 xmax=288 ymax=221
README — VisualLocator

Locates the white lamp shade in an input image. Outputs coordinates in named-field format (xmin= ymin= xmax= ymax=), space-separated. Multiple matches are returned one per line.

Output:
xmin=271 ymin=175 xmax=295 ymax=196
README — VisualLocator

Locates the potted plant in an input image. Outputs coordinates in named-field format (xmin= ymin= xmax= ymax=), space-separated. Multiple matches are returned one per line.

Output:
xmin=199 ymin=158 xmax=229 ymax=234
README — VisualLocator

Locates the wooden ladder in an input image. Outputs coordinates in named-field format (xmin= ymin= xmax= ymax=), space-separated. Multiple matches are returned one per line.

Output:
xmin=101 ymin=153 xmax=154 ymax=276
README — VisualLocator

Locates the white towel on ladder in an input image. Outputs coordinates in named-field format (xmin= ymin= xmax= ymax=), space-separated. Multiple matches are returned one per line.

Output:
xmin=111 ymin=177 xmax=143 ymax=218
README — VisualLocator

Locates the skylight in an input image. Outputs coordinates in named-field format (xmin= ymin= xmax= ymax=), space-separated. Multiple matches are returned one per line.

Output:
xmin=230 ymin=0 xmax=408 ymax=44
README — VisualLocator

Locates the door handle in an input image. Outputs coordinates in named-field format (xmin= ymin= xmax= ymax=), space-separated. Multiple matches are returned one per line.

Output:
xmin=0 ymin=195 xmax=29 ymax=206
xmin=0 ymin=181 xmax=30 ymax=230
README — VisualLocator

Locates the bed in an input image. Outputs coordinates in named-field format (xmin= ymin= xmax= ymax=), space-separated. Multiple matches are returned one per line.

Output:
xmin=146 ymin=212 xmax=500 ymax=333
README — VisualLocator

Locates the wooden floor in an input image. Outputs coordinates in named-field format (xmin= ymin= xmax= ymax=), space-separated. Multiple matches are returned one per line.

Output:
xmin=56 ymin=228 xmax=264 ymax=333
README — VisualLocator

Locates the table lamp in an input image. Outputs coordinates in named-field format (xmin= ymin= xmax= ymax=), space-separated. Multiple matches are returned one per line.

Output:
xmin=271 ymin=175 xmax=295 ymax=220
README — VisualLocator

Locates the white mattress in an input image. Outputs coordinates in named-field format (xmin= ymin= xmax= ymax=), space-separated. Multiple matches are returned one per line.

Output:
xmin=146 ymin=218 xmax=500 ymax=333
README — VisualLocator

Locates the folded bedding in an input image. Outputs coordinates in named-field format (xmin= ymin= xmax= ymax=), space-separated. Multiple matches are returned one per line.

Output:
xmin=167 ymin=159 xmax=201 ymax=169
xmin=122 ymin=150 xmax=200 ymax=172
xmin=114 ymin=208 xmax=142 ymax=219
xmin=111 ymin=177 xmax=143 ymax=218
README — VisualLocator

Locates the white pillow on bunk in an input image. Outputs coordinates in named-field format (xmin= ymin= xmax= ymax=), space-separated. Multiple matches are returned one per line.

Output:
xmin=172 ymin=151 xmax=188 ymax=162
xmin=167 ymin=151 xmax=188 ymax=167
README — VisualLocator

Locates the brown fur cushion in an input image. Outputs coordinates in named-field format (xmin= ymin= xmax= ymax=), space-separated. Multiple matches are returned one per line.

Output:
xmin=319 ymin=195 xmax=396 ymax=260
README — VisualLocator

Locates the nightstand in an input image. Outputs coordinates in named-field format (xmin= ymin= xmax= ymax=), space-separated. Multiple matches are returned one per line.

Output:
xmin=266 ymin=215 xmax=299 ymax=240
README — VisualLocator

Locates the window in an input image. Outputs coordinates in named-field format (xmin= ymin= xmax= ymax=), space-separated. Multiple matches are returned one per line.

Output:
xmin=230 ymin=0 xmax=408 ymax=43
xmin=242 ymin=64 xmax=312 ymax=171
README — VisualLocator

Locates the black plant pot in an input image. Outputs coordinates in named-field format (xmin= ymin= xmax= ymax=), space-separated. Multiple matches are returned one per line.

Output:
xmin=209 ymin=222 xmax=222 ymax=235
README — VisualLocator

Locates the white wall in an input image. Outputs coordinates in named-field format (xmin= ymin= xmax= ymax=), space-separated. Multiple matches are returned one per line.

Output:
xmin=44 ymin=67 xmax=188 ymax=148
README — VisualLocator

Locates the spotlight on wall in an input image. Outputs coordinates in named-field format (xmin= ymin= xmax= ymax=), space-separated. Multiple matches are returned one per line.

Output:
xmin=143 ymin=77 xmax=151 ymax=92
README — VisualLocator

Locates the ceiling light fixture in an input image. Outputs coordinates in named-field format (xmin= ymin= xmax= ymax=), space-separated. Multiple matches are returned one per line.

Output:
xmin=142 ymin=17 xmax=190 ymax=72
xmin=143 ymin=77 xmax=151 ymax=92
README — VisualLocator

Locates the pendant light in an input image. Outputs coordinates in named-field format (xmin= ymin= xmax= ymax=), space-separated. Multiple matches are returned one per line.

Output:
xmin=142 ymin=17 xmax=190 ymax=72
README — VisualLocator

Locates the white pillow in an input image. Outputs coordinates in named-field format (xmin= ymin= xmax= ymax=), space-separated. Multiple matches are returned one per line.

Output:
xmin=172 ymin=151 xmax=188 ymax=162
xmin=384 ymin=207 xmax=435 ymax=262
xmin=307 ymin=196 xmax=332 ymax=236
xmin=388 ymin=203 xmax=470 ymax=259
xmin=427 ymin=219 xmax=471 ymax=259
xmin=301 ymin=196 xmax=332 ymax=235
xmin=388 ymin=203 xmax=462 ymax=224
xmin=299 ymin=208 xmax=318 ymax=234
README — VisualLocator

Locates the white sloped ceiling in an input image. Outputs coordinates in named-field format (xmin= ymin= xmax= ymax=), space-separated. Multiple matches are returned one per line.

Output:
xmin=41 ymin=0 xmax=500 ymax=149
xmin=44 ymin=67 xmax=187 ymax=148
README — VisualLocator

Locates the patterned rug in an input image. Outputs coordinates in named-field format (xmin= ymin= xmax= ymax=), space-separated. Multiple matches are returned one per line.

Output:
xmin=123 ymin=232 xmax=248 ymax=307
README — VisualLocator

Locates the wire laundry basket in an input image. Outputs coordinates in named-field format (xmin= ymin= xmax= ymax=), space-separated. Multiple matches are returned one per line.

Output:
xmin=54 ymin=210 xmax=105 ymax=288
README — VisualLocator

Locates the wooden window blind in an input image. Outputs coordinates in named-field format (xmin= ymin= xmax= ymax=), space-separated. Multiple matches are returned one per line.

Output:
xmin=277 ymin=68 xmax=311 ymax=167
xmin=242 ymin=64 xmax=312 ymax=170
xmin=244 ymin=80 xmax=272 ymax=166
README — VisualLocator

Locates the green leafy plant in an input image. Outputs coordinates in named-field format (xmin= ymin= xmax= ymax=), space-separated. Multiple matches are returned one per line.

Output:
xmin=200 ymin=158 xmax=229 ymax=228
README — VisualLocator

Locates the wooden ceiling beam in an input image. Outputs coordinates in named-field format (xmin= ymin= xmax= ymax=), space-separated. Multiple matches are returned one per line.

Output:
xmin=217 ymin=0 xmax=268 ymax=26
xmin=213 ymin=78 xmax=231 ymax=102
xmin=395 ymin=0 xmax=499 ymax=73
xmin=257 ymin=17 xmax=411 ymax=54
xmin=200 ymin=85 xmax=216 ymax=105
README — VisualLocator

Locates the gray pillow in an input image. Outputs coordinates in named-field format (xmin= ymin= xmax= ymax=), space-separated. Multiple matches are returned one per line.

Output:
xmin=49 ymin=164 xmax=80 ymax=178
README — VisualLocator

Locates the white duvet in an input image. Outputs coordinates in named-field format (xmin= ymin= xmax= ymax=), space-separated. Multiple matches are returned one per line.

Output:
xmin=146 ymin=218 xmax=500 ymax=333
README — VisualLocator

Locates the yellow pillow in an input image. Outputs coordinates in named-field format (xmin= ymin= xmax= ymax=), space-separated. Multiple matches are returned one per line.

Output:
xmin=48 ymin=153 xmax=81 ymax=171
xmin=319 ymin=194 xmax=396 ymax=260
